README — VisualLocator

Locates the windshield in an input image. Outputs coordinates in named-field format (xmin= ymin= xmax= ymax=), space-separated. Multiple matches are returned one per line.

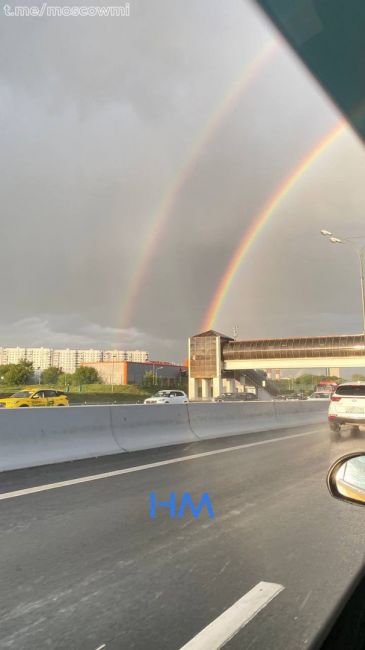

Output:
xmin=2 ymin=1 xmax=365 ymax=649
xmin=336 ymin=385 xmax=365 ymax=397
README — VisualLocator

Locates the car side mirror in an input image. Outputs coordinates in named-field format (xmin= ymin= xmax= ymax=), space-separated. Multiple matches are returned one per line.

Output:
xmin=327 ymin=453 xmax=365 ymax=506
xmin=32 ymin=394 xmax=40 ymax=399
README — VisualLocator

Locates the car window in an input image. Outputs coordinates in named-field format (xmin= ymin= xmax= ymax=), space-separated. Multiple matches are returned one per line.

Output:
xmin=254 ymin=0 xmax=365 ymax=144
xmin=336 ymin=385 xmax=365 ymax=397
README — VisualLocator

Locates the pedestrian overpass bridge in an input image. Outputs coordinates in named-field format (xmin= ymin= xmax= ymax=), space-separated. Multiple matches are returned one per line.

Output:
xmin=188 ymin=330 xmax=365 ymax=399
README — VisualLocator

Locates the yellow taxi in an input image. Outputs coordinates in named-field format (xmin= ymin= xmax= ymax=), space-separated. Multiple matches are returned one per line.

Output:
xmin=0 ymin=389 xmax=69 ymax=408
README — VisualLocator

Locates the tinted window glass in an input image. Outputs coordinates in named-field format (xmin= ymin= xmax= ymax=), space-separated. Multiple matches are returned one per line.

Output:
xmin=336 ymin=385 xmax=365 ymax=397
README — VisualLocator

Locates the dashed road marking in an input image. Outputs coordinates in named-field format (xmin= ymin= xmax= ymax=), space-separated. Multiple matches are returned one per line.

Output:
xmin=179 ymin=581 xmax=284 ymax=649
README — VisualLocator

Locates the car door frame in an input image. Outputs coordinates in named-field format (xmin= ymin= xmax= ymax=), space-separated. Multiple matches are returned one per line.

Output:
xmin=31 ymin=390 xmax=47 ymax=407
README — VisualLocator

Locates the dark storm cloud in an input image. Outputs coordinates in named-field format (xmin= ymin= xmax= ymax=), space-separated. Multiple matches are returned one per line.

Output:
xmin=0 ymin=314 xmax=178 ymax=357
xmin=1 ymin=0 xmax=364 ymax=360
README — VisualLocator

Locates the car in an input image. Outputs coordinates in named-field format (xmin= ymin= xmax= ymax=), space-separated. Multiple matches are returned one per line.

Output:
xmin=0 ymin=389 xmax=69 ymax=409
xmin=144 ymin=390 xmax=188 ymax=405
xmin=328 ymin=382 xmax=365 ymax=441
xmin=215 ymin=392 xmax=258 ymax=402
xmin=307 ymin=392 xmax=331 ymax=400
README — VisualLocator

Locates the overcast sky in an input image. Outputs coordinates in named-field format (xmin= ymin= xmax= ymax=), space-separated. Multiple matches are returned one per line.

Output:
xmin=1 ymin=0 xmax=365 ymax=362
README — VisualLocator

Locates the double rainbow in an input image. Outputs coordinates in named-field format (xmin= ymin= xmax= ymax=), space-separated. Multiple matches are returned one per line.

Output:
xmin=120 ymin=40 xmax=278 ymax=329
xmin=119 ymin=37 xmax=348 ymax=338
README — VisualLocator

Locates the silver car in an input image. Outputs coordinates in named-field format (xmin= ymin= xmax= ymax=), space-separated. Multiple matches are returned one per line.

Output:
xmin=144 ymin=390 xmax=189 ymax=405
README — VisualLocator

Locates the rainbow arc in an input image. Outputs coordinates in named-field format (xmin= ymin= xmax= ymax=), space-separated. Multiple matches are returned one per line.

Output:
xmin=120 ymin=40 xmax=278 ymax=329
xmin=202 ymin=120 xmax=347 ymax=331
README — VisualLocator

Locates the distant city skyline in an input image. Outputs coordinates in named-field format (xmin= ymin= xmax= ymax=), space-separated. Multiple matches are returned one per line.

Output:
xmin=0 ymin=347 xmax=149 ymax=374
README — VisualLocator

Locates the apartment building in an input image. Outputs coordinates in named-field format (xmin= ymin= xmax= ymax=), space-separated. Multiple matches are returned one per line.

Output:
xmin=1 ymin=347 xmax=52 ymax=369
xmin=53 ymin=349 xmax=78 ymax=374
xmin=4 ymin=347 xmax=26 ymax=365
xmin=103 ymin=349 xmax=149 ymax=363
xmin=25 ymin=348 xmax=53 ymax=371
xmin=0 ymin=348 xmax=8 ymax=365
xmin=77 ymin=349 xmax=103 ymax=365
xmin=0 ymin=347 xmax=149 ymax=373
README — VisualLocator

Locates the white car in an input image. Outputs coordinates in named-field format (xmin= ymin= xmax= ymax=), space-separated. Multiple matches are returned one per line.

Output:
xmin=144 ymin=390 xmax=188 ymax=405
xmin=328 ymin=382 xmax=365 ymax=441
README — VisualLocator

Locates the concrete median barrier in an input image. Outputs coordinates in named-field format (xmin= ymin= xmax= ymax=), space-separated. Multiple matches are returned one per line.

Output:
xmin=188 ymin=402 xmax=277 ymax=439
xmin=0 ymin=406 xmax=123 ymax=472
xmin=110 ymin=403 xmax=197 ymax=451
xmin=273 ymin=399 xmax=328 ymax=427
xmin=0 ymin=400 xmax=328 ymax=472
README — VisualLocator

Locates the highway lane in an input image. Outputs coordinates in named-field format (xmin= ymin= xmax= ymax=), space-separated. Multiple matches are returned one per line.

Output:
xmin=1 ymin=423 xmax=365 ymax=649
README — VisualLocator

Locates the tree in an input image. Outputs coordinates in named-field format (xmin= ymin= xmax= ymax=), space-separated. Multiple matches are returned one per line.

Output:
xmin=352 ymin=373 xmax=365 ymax=381
xmin=142 ymin=371 xmax=155 ymax=388
xmin=3 ymin=360 xmax=33 ymax=385
xmin=0 ymin=366 xmax=8 ymax=383
xmin=41 ymin=367 xmax=64 ymax=385
xmin=294 ymin=374 xmax=323 ymax=386
xmin=61 ymin=373 xmax=74 ymax=390
xmin=72 ymin=366 xmax=100 ymax=385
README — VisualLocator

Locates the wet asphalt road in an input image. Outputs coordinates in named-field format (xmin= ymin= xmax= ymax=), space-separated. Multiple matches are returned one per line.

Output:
xmin=1 ymin=422 xmax=365 ymax=649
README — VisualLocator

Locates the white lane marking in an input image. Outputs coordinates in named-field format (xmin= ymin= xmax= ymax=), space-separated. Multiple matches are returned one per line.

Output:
xmin=95 ymin=645 xmax=106 ymax=650
xmin=179 ymin=581 xmax=284 ymax=649
xmin=0 ymin=429 xmax=320 ymax=501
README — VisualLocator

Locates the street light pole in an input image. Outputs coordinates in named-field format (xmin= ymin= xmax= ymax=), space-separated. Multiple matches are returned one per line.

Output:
xmin=111 ymin=355 xmax=116 ymax=393
xmin=321 ymin=230 xmax=365 ymax=349
xmin=357 ymin=247 xmax=365 ymax=339
xmin=155 ymin=366 xmax=163 ymax=386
